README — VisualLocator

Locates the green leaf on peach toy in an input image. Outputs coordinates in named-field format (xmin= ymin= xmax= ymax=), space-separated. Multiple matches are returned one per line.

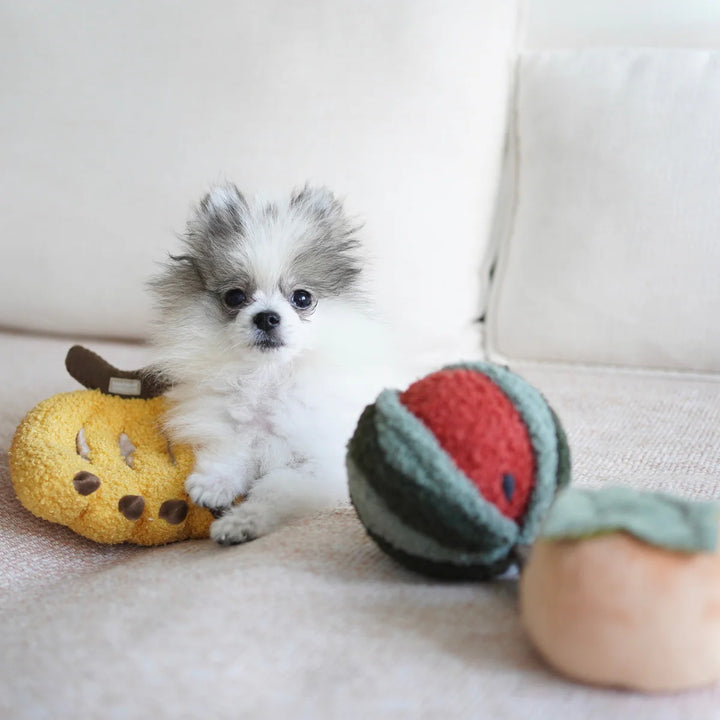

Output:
xmin=540 ymin=485 xmax=719 ymax=552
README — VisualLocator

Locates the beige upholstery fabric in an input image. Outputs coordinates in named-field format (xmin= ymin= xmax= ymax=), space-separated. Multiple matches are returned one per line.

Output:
xmin=522 ymin=0 xmax=720 ymax=49
xmin=2 ymin=332 xmax=719 ymax=717
xmin=487 ymin=49 xmax=720 ymax=373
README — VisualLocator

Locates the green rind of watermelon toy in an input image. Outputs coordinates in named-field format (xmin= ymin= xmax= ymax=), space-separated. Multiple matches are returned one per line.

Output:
xmin=346 ymin=362 xmax=570 ymax=579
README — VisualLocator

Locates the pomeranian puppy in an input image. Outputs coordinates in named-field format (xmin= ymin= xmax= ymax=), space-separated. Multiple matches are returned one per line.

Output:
xmin=150 ymin=184 xmax=396 ymax=545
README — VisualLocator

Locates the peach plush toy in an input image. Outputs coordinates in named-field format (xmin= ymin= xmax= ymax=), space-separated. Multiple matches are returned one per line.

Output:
xmin=520 ymin=486 xmax=720 ymax=692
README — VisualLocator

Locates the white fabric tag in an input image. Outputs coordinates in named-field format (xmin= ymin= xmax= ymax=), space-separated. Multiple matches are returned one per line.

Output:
xmin=108 ymin=377 xmax=142 ymax=396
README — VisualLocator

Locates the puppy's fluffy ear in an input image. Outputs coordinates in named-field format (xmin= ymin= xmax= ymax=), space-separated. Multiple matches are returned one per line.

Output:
xmin=289 ymin=184 xmax=364 ymax=297
xmin=290 ymin=185 xmax=344 ymax=219
xmin=190 ymin=183 xmax=248 ymax=241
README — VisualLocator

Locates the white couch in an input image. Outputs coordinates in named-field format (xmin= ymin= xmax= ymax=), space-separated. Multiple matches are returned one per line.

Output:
xmin=2 ymin=1 xmax=720 ymax=717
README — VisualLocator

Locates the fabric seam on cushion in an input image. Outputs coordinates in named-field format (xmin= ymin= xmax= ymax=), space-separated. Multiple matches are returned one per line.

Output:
xmin=483 ymin=53 xmax=523 ymax=366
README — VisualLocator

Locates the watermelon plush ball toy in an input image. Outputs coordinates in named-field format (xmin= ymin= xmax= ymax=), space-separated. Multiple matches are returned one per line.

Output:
xmin=346 ymin=363 xmax=571 ymax=579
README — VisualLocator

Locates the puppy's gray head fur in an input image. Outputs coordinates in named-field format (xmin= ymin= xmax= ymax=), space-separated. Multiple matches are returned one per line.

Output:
xmin=286 ymin=185 xmax=363 ymax=296
xmin=150 ymin=184 xmax=366 ymax=364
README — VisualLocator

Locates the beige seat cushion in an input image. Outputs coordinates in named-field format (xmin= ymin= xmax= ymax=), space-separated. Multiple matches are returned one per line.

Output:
xmin=2 ymin=331 xmax=719 ymax=717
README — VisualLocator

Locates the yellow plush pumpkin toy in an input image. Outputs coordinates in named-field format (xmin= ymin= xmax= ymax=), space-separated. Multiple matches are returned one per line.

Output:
xmin=9 ymin=346 xmax=213 ymax=545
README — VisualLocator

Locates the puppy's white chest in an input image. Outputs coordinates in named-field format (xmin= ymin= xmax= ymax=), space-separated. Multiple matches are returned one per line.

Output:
xmin=227 ymin=400 xmax=275 ymax=435
xmin=225 ymin=388 xmax=309 ymax=468
xmin=226 ymin=387 xmax=295 ymax=434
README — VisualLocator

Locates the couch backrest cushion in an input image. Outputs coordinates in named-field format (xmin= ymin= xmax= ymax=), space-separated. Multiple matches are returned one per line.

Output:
xmin=0 ymin=0 xmax=516 ymax=360
xmin=522 ymin=0 xmax=720 ymax=50
xmin=486 ymin=48 xmax=720 ymax=373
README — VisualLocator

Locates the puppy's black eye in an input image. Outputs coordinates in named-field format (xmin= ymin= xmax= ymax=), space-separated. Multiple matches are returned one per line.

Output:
xmin=290 ymin=289 xmax=313 ymax=309
xmin=222 ymin=288 xmax=247 ymax=308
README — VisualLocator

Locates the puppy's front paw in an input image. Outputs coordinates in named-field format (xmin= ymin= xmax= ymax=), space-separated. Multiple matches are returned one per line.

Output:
xmin=185 ymin=471 xmax=239 ymax=510
xmin=210 ymin=505 xmax=273 ymax=546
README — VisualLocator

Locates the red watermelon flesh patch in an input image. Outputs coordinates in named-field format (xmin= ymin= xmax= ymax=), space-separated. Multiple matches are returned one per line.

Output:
xmin=399 ymin=369 xmax=535 ymax=521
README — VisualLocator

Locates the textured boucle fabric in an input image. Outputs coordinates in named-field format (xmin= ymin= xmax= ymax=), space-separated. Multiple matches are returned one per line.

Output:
xmin=10 ymin=389 xmax=211 ymax=545
xmin=399 ymin=369 xmax=534 ymax=520
xmin=447 ymin=362 xmax=572 ymax=546
xmin=2 ymin=333 xmax=720 ymax=719
xmin=350 ymin=396 xmax=518 ymax=557
xmin=541 ymin=486 xmax=720 ymax=553
xmin=347 ymin=363 xmax=568 ymax=578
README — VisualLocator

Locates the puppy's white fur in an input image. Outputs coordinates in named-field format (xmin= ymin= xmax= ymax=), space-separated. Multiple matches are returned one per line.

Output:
xmin=150 ymin=185 xmax=396 ymax=544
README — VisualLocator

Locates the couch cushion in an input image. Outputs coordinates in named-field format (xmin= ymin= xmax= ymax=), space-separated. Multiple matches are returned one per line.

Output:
xmin=487 ymin=49 xmax=720 ymax=372
xmin=3 ymin=331 xmax=720 ymax=717
xmin=522 ymin=0 xmax=720 ymax=49
xmin=0 ymin=0 xmax=516 ymax=362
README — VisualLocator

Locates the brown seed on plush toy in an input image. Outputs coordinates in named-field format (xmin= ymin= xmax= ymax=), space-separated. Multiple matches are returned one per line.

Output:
xmin=521 ymin=487 xmax=720 ymax=692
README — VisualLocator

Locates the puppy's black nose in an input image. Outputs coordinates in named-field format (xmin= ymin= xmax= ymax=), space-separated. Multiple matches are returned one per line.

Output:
xmin=253 ymin=311 xmax=281 ymax=332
